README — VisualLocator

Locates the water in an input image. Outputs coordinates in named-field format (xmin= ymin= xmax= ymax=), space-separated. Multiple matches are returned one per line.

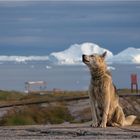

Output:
xmin=0 ymin=62 xmax=89 ymax=91
xmin=111 ymin=64 xmax=140 ymax=89
xmin=0 ymin=62 xmax=139 ymax=92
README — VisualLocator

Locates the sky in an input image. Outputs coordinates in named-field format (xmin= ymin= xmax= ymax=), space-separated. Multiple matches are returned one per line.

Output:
xmin=0 ymin=0 xmax=140 ymax=55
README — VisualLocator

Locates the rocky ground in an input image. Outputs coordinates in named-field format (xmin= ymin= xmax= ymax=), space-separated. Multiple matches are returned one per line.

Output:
xmin=0 ymin=123 xmax=140 ymax=140
xmin=0 ymin=91 xmax=140 ymax=139
xmin=67 ymin=95 xmax=140 ymax=123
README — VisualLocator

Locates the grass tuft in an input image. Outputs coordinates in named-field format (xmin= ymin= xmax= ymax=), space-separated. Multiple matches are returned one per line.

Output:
xmin=0 ymin=103 xmax=74 ymax=126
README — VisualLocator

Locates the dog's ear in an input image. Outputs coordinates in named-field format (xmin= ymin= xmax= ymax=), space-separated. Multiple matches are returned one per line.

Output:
xmin=101 ymin=51 xmax=107 ymax=59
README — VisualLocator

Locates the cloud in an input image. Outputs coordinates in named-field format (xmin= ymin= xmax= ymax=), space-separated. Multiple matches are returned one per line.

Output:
xmin=0 ymin=35 xmax=69 ymax=47
xmin=0 ymin=0 xmax=139 ymax=2
xmin=0 ymin=36 xmax=46 ymax=45
xmin=0 ymin=0 xmax=137 ymax=5
xmin=18 ymin=17 xmax=34 ymax=22
xmin=0 ymin=0 xmax=139 ymax=55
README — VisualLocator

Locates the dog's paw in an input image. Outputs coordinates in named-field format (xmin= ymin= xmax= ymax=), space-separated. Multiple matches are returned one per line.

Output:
xmin=90 ymin=122 xmax=98 ymax=127
xmin=111 ymin=122 xmax=119 ymax=127
xmin=99 ymin=122 xmax=106 ymax=128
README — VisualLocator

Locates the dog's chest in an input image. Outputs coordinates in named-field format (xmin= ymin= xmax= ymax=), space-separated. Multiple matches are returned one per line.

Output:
xmin=90 ymin=80 xmax=105 ymax=104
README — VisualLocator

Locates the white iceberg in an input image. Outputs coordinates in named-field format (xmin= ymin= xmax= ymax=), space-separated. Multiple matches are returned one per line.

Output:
xmin=50 ymin=42 xmax=113 ymax=65
xmin=0 ymin=55 xmax=49 ymax=63
xmin=111 ymin=47 xmax=140 ymax=64
xmin=0 ymin=43 xmax=140 ymax=65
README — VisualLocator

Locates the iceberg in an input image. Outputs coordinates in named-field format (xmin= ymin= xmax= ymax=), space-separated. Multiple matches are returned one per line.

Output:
xmin=0 ymin=55 xmax=49 ymax=63
xmin=49 ymin=45 xmax=140 ymax=65
xmin=0 ymin=43 xmax=140 ymax=65
xmin=111 ymin=47 xmax=140 ymax=64
xmin=50 ymin=42 xmax=113 ymax=65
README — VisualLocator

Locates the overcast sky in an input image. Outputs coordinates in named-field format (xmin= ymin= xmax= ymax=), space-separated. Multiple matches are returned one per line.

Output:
xmin=0 ymin=0 xmax=140 ymax=55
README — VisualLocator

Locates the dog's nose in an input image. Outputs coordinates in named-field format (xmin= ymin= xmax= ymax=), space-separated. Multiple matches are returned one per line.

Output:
xmin=82 ymin=54 xmax=85 ymax=57
xmin=82 ymin=54 xmax=86 ymax=61
xmin=82 ymin=55 xmax=85 ymax=61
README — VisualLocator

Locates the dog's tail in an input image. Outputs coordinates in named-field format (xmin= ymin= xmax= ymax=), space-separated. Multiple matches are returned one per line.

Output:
xmin=124 ymin=115 xmax=137 ymax=126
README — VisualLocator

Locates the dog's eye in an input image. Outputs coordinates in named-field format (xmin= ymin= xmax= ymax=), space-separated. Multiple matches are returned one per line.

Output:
xmin=90 ymin=55 xmax=94 ymax=57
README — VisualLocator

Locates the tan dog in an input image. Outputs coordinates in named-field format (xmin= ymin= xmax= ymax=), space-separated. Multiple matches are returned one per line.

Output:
xmin=82 ymin=52 xmax=136 ymax=128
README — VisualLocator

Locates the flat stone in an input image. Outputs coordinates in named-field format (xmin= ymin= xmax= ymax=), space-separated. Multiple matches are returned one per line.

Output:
xmin=0 ymin=124 xmax=140 ymax=140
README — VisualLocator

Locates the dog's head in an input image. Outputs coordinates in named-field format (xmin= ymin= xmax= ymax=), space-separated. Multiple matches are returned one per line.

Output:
xmin=82 ymin=52 xmax=107 ymax=70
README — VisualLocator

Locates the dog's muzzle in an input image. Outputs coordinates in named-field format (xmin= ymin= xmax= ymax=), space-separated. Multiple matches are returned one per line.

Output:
xmin=82 ymin=55 xmax=89 ymax=63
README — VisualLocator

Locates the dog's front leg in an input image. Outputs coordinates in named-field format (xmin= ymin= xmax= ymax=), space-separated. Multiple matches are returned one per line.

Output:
xmin=100 ymin=88 xmax=110 ymax=128
xmin=89 ymin=97 xmax=98 ymax=127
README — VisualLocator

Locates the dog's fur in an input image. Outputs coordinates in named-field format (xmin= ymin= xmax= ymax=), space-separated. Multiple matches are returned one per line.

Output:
xmin=82 ymin=52 xmax=136 ymax=128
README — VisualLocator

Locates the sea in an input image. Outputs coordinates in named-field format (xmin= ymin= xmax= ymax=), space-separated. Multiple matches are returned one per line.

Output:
xmin=0 ymin=61 xmax=140 ymax=92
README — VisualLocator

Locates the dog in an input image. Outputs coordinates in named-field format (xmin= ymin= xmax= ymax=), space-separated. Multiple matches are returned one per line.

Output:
xmin=82 ymin=52 xmax=136 ymax=128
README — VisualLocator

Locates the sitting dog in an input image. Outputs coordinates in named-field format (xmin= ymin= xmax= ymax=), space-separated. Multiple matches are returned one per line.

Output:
xmin=82 ymin=52 xmax=136 ymax=128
